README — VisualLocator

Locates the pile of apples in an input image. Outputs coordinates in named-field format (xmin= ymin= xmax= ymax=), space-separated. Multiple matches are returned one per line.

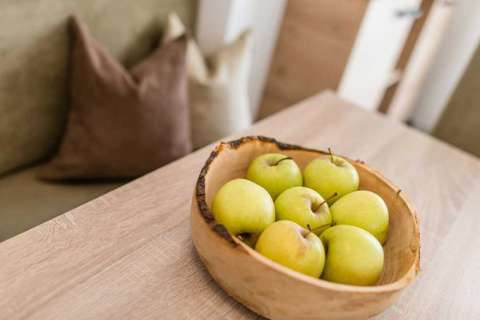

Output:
xmin=212 ymin=152 xmax=389 ymax=286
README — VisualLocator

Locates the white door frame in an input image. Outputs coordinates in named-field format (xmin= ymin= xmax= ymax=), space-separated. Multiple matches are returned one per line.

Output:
xmin=410 ymin=0 xmax=480 ymax=131
xmin=387 ymin=1 xmax=455 ymax=122
xmin=338 ymin=0 xmax=423 ymax=111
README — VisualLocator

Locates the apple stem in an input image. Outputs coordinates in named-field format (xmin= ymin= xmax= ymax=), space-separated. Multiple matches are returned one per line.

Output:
xmin=237 ymin=233 xmax=260 ymax=247
xmin=273 ymin=156 xmax=293 ymax=166
xmin=328 ymin=147 xmax=334 ymax=163
xmin=313 ymin=192 xmax=338 ymax=211
xmin=310 ymin=223 xmax=332 ymax=234
xmin=303 ymin=222 xmax=331 ymax=237
xmin=301 ymin=226 xmax=311 ymax=238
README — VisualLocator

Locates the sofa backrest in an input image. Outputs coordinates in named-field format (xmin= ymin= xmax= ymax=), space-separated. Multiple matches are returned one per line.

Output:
xmin=0 ymin=0 xmax=195 ymax=176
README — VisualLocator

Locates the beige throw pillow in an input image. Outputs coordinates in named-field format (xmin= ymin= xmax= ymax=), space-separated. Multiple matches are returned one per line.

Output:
xmin=164 ymin=13 xmax=253 ymax=149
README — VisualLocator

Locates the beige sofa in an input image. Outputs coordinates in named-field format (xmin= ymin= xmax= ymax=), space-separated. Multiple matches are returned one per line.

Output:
xmin=0 ymin=0 xmax=195 ymax=241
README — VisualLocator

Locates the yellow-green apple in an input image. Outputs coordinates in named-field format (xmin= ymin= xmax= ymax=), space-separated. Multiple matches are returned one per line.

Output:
xmin=275 ymin=186 xmax=332 ymax=234
xmin=212 ymin=178 xmax=274 ymax=235
xmin=320 ymin=225 xmax=384 ymax=286
xmin=330 ymin=190 xmax=389 ymax=244
xmin=246 ymin=153 xmax=302 ymax=199
xmin=304 ymin=155 xmax=359 ymax=204
xmin=255 ymin=220 xmax=325 ymax=277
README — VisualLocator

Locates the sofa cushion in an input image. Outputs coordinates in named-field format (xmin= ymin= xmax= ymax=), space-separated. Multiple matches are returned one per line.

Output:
xmin=0 ymin=165 xmax=121 ymax=241
xmin=164 ymin=13 xmax=253 ymax=149
xmin=38 ymin=17 xmax=191 ymax=181
xmin=0 ymin=0 xmax=195 ymax=176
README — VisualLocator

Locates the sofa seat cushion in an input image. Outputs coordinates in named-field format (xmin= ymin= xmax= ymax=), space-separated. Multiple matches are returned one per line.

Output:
xmin=0 ymin=165 xmax=121 ymax=241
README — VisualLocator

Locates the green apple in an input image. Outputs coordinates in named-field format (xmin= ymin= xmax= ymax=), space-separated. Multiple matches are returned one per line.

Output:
xmin=255 ymin=220 xmax=325 ymax=278
xmin=320 ymin=225 xmax=384 ymax=286
xmin=212 ymin=178 xmax=275 ymax=235
xmin=304 ymin=155 xmax=359 ymax=204
xmin=275 ymin=186 xmax=331 ymax=234
xmin=246 ymin=153 xmax=303 ymax=199
xmin=330 ymin=190 xmax=389 ymax=244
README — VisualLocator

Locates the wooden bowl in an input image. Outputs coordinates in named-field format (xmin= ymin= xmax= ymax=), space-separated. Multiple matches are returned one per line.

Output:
xmin=191 ymin=136 xmax=420 ymax=320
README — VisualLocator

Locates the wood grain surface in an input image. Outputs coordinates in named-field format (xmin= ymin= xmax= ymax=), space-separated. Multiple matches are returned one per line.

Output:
xmin=1 ymin=92 xmax=479 ymax=319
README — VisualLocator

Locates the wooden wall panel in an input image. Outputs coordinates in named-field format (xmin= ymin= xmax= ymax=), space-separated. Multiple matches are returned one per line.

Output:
xmin=434 ymin=43 xmax=480 ymax=157
xmin=258 ymin=0 xmax=368 ymax=119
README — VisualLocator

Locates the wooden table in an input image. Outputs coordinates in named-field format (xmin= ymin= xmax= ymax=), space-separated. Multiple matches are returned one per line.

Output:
xmin=1 ymin=92 xmax=479 ymax=319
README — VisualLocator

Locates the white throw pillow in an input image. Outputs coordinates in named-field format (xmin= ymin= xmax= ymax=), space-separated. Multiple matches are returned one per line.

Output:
xmin=164 ymin=13 xmax=252 ymax=149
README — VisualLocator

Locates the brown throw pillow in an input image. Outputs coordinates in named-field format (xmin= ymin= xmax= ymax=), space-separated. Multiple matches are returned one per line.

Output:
xmin=38 ymin=16 xmax=191 ymax=181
